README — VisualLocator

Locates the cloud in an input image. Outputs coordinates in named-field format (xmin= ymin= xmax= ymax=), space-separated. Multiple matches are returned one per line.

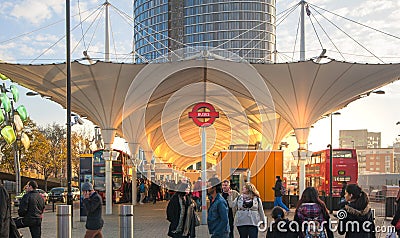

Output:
xmin=9 ymin=0 xmax=64 ymax=25
xmin=347 ymin=0 xmax=395 ymax=18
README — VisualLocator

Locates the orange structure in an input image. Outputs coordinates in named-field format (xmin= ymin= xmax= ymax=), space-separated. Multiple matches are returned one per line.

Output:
xmin=216 ymin=150 xmax=283 ymax=207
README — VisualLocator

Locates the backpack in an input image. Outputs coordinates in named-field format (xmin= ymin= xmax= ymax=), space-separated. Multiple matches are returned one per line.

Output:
xmin=304 ymin=217 xmax=325 ymax=238
xmin=280 ymin=185 xmax=286 ymax=195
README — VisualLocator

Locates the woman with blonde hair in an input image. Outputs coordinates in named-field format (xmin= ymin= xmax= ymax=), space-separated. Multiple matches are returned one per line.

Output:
xmin=229 ymin=182 xmax=266 ymax=238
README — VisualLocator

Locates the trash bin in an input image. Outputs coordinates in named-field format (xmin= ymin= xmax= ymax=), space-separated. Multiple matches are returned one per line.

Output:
xmin=386 ymin=197 xmax=396 ymax=217
xmin=383 ymin=185 xmax=399 ymax=217
xmin=290 ymin=195 xmax=299 ymax=208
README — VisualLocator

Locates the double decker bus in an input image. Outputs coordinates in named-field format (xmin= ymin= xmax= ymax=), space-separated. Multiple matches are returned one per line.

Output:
xmin=93 ymin=149 xmax=132 ymax=203
xmin=305 ymin=148 xmax=358 ymax=196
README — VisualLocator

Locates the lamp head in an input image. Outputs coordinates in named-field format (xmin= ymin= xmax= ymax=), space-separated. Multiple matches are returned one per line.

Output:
xmin=74 ymin=116 xmax=84 ymax=125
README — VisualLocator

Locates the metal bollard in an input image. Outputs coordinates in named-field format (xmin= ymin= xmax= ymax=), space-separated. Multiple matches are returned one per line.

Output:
xmin=119 ymin=205 xmax=134 ymax=238
xmin=57 ymin=205 xmax=72 ymax=238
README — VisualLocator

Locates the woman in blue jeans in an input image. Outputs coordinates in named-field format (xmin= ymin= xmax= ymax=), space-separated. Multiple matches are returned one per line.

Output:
xmin=273 ymin=176 xmax=290 ymax=212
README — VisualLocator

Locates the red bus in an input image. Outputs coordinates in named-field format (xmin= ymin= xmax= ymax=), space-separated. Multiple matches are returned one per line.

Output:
xmin=305 ymin=148 xmax=358 ymax=196
xmin=93 ymin=149 xmax=132 ymax=203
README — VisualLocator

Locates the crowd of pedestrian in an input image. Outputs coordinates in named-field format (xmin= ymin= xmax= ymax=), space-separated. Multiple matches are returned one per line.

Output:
xmin=160 ymin=176 xmax=384 ymax=238
xmin=1 ymin=177 xmax=394 ymax=238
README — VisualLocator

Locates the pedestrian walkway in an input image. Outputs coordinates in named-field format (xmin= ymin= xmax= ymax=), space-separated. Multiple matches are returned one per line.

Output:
xmin=16 ymin=201 xmax=393 ymax=237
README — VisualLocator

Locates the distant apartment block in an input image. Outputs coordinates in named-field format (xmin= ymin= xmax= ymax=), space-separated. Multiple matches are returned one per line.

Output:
xmin=393 ymin=141 xmax=400 ymax=173
xmin=357 ymin=148 xmax=394 ymax=174
xmin=339 ymin=129 xmax=381 ymax=149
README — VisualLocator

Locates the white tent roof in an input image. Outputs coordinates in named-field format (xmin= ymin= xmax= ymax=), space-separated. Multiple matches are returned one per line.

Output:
xmin=0 ymin=59 xmax=399 ymax=168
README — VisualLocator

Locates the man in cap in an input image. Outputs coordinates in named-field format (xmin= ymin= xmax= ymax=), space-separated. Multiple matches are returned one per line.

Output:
xmin=207 ymin=177 xmax=230 ymax=238
xmin=82 ymin=182 xmax=104 ymax=238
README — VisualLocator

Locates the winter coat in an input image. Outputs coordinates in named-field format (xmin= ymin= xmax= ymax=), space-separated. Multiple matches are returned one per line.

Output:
xmin=391 ymin=200 xmax=400 ymax=231
xmin=83 ymin=191 xmax=104 ymax=230
xmin=273 ymin=180 xmax=283 ymax=197
xmin=207 ymin=193 xmax=230 ymax=237
xmin=224 ymin=189 xmax=240 ymax=218
xmin=166 ymin=193 xmax=196 ymax=237
xmin=230 ymin=195 xmax=266 ymax=227
xmin=294 ymin=202 xmax=333 ymax=238
xmin=338 ymin=203 xmax=376 ymax=238
xmin=18 ymin=189 xmax=45 ymax=224
xmin=0 ymin=185 xmax=10 ymax=238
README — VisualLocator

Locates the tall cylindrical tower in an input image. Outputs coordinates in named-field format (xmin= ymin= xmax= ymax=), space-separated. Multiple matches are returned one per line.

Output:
xmin=134 ymin=0 xmax=276 ymax=63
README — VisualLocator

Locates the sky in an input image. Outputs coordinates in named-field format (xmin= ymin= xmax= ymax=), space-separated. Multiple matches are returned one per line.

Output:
xmin=0 ymin=0 xmax=400 ymax=155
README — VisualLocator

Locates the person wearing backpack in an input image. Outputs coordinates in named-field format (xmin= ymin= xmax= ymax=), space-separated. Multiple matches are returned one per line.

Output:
xmin=272 ymin=176 xmax=290 ymax=212
xmin=294 ymin=187 xmax=333 ymax=238
xmin=338 ymin=184 xmax=376 ymax=238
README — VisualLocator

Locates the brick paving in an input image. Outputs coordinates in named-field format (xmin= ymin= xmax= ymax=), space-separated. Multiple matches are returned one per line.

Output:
xmin=13 ymin=201 xmax=394 ymax=238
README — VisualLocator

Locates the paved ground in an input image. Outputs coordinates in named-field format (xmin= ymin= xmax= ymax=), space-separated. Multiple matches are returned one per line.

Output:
xmin=11 ymin=200 xmax=394 ymax=238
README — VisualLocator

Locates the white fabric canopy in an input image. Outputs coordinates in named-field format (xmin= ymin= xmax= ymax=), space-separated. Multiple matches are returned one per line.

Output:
xmin=0 ymin=59 xmax=399 ymax=168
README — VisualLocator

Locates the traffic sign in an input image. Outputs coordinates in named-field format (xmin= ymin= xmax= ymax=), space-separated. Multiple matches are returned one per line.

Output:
xmin=188 ymin=102 xmax=219 ymax=127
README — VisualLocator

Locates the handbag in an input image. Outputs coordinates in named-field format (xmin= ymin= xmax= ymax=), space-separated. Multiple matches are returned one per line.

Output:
xmin=194 ymin=211 xmax=200 ymax=227
xmin=242 ymin=198 xmax=253 ymax=209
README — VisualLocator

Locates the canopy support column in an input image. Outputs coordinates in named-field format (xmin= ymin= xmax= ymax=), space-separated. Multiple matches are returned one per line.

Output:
xmin=127 ymin=142 xmax=139 ymax=206
xmin=293 ymin=127 xmax=311 ymax=196
xmin=102 ymin=128 xmax=116 ymax=215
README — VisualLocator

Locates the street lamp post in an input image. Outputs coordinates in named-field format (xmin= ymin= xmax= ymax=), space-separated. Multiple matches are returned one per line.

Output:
xmin=66 ymin=0 xmax=73 ymax=225
xmin=329 ymin=112 xmax=341 ymax=214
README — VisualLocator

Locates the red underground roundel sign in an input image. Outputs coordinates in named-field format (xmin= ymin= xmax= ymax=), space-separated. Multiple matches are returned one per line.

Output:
xmin=188 ymin=102 xmax=219 ymax=127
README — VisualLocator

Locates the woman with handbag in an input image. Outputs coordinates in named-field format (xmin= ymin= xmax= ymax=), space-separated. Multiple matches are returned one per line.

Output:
xmin=229 ymin=182 xmax=266 ymax=238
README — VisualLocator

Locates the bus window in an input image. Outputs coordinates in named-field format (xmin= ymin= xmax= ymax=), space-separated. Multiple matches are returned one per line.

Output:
xmin=94 ymin=176 xmax=105 ymax=191
xmin=333 ymin=150 xmax=353 ymax=158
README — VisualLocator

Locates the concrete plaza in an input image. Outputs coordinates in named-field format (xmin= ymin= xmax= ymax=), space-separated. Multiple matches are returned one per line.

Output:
xmin=13 ymin=201 xmax=393 ymax=238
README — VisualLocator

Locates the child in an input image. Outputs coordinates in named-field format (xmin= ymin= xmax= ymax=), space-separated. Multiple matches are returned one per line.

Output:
xmin=266 ymin=206 xmax=297 ymax=238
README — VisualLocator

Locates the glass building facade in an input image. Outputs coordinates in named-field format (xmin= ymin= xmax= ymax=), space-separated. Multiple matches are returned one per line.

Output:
xmin=134 ymin=0 xmax=276 ymax=63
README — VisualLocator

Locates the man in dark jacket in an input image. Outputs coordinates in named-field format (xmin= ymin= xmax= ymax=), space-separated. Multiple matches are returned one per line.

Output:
xmin=15 ymin=180 xmax=45 ymax=238
xmin=0 ymin=183 xmax=10 ymax=237
xmin=166 ymin=183 xmax=196 ymax=237
xmin=272 ymin=176 xmax=290 ymax=212
xmin=82 ymin=182 xmax=104 ymax=238
xmin=207 ymin=177 xmax=229 ymax=238
xmin=150 ymin=181 xmax=160 ymax=204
